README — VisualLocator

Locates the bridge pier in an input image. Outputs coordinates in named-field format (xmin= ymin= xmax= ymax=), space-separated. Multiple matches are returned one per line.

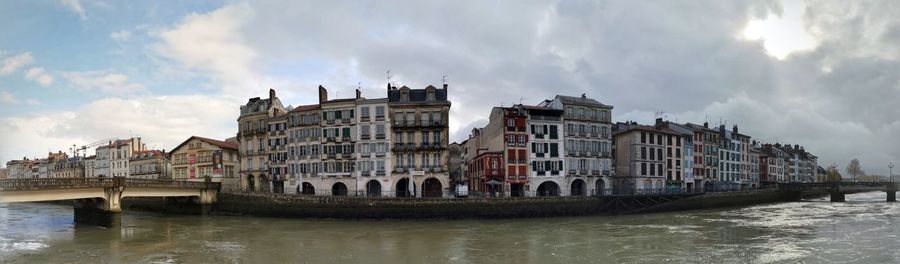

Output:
xmin=73 ymin=198 xmax=121 ymax=227
xmin=830 ymin=192 xmax=845 ymax=202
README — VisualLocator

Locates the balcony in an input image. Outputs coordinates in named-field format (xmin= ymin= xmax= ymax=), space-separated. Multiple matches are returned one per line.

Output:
xmin=326 ymin=119 xmax=335 ymax=125
xmin=341 ymin=153 xmax=352 ymax=159
xmin=342 ymin=136 xmax=351 ymax=142
xmin=360 ymin=116 xmax=370 ymax=122
xmin=341 ymin=118 xmax=351 ymax=124
xmin=376 ymin=170 xmax=386 ymax=176
xmin=375 ymin=116 xmax=385 ymax=121
xmin=579 ymin=170 xmax=589 ymax=175
xmin=375 ymin=134 xmax=385 ymax=140
xmin=603 ymin=170 xmax=611 ymax=176
xmin=394 ymin=167 xmax=406 ymax=173
xmin=326 ymin=153 xmax=336 ymax=159
xmin=591 ymin=170 xmax=600 ymax=176
xmin=361 ymin=171 xmax=371 ymax=177
xmin=375 ymin=152 xmax=385 ymax=157
xmin=269 ymin=131 xmax=277 ymax=137
xmin=361 ymin=134 xmax=371 ymax=140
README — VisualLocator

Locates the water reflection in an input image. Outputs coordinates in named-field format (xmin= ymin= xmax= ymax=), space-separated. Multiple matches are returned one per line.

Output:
xmin=2 ymin=192 xmax=900 ymax=263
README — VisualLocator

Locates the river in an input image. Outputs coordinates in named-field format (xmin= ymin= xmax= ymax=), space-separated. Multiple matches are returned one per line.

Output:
xmin=2 ymin=192 xmax=900 ymax=263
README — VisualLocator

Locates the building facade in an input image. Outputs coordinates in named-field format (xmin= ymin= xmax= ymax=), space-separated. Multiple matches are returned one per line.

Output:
xmin=356 ymin=97 xmax=392 ymax=197
xmin=129 ymin=150 xmax=171 ymax=180
xmin=107 ymin=138 xmax=145 ymax=178
xmin=388 ymin=84 xmax=451 ymax=198
xmin=718 ymin=125 xmax=742 ymax=190
xmin=540 ymin=94 xmax=613 ymax=197
xmin=286 ymin=104 xmax=322 ymax=195
xmin=524 ymin=105 xmax=570 ymax=196
xmin=5 ymin=159 xmax=33 ymax=179
xmin=612 ymin=122 xmax=680 ymax=194
xmin=171 ymin=136 xmax=240 ymax=191
xmin=238 ymin=89 xmax=286 ymax=192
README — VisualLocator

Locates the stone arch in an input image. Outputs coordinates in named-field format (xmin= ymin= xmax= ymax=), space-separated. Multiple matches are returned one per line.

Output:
xmin=656 ymin=179 xmax=664 ymax=193
xmin=395 ymin=178 xmax=414 ymax=197
xmin=643 ymin=179 xmax=652 ymax=192
xmin=332 ymin=182 xmax=348 ymax=196
xmin=570 ymin=179 xmax=586 ymax=196
xmin=422 ymin=178 xmax=443 ymax=198
xmin=536 ymin=181 xmax=560 ymax=197
xmin=247 ymin=174 xmax=256 ymax=192
xmin=301 ymin=182 xmax=315 ymax=195
xmin=595 ymin=179 xmax=606 ymax=196
xmin=366 ymin=180 xmax=382 ymax=197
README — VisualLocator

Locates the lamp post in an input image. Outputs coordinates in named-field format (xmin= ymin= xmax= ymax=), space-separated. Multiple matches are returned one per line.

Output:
xmin=890 ymin=163 xmax=895 ymax=182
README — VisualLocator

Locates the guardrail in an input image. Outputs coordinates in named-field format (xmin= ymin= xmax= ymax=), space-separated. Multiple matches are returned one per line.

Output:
xmin=0 ymin=177 xmax=220 ymax=191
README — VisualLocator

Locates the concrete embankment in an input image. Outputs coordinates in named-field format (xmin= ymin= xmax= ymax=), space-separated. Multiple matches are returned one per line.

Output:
xmin=117 ymin=190 xmax=805 ymax=219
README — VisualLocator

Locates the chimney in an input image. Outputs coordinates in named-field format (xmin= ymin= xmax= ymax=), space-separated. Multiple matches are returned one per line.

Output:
xmin=443 ymin=83 xmax=448 ymax=90
xmin=794 ymin=144 xmax=799 ymax=150
xmin=269 ymin=88 xmax=276 ymax=101
xmin=581 ymin=93 xmax=587 ymax=99
xmin=318 ymin=85 xmax=328 ymax=103
xmin=355 ymin=89 xmax=361 ymax=99
xmin=703 ymin=122 xmax=708 ymax=128
xmin=387 ymin=82 xmax=392 ymax=91
xmin=732 ymin=125 xmax=738 ymax=134
xmin=655 ymin=118 xmax=664 ymax=127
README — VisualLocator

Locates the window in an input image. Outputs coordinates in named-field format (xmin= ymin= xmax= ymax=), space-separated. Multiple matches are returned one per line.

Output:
xmin=641 ymin=147 xmax=647 ymax=159
xmin=657 ymin=149 xmax=663 ymax=161
xmin=361 ymin=125 xmax=371 ymax=137
xmin=549 ymin=143 xmax=558 ymax=157
xmin=649 ymin=148 xmax=654 ymax=160
xmin=549 ymin=125 xmax=558 ymax=139
xmin=376 ymin=124 xmax=385 ymax=136
xmin=361 ymin=107 xmax=370 ymax=119
xmin=376 ymin=106 xmax=385 ymax=118
xmin=433 ymin=131 xmax=441 ymax=144
xmin=432 ymin=112 xmax=441 ymax=125
xmin=421 ymin=112 xmax=431 ymax=124
xmin=422 ymin=132 xmax=430 ymax=143
xmin=342 ymin=127 xmax=351 ymax=138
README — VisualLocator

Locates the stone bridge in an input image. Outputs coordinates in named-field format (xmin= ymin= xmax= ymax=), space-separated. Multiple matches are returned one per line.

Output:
xmin=779 ymin=182 xmax=899 ymax=202
xmin=0 ymin=177 xmax=220 ymax=226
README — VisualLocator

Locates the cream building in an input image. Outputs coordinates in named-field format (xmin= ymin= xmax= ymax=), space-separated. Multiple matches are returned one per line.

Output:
xmin=238 ymin=89 xmax=286 ymax=192
xmin=170 ymin=136 xmax=240 ymax=191
xmin=286 ymin=104 xmax=322 ymax=195
xmin=388 ymin=84 xmax=451 ymax=198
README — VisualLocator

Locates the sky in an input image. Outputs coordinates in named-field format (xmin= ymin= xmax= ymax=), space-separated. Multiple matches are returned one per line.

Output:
xmin=0 ymin=0 xmax=898 ymax=175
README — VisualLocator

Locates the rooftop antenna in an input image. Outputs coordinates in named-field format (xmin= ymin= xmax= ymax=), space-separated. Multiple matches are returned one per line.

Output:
xmin=387 ymin=70 xmax=393 ymax=87
xmin=358 ymin=81 xmax=361 ymax=90
xmin=442 ymin=74 xmax=447 ymax=85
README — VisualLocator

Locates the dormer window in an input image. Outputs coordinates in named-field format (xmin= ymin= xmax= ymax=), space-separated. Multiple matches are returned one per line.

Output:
xmin=426 ymin=90 xmax=435 ymax=101
xmin=401 ymin=91 xmax=409 ymax=102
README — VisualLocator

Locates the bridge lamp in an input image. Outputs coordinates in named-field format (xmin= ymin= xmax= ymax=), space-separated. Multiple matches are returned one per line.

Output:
xmin=891 ymin=163 xmax=895 ymax=182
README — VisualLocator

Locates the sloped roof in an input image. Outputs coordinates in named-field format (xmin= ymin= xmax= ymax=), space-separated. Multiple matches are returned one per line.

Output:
xmin=556 ymin=95 xmax=613 ymax=109
xmin=171 ymin=136 xmax=239 ymax=153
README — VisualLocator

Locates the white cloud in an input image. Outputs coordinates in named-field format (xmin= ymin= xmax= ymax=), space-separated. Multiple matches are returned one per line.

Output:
xmin=110 ymin=30 xmax=131 ymax=42
xmin=0 ymin=95 xmax=239 ymax=160
xmin=155 ymin=3 xmax=260 ymax=98
xmin=25 ymin=67 xmax=54 ymax=86
xmin=0 ymin=52 xmax=35 ymax=75
xmin=61 ymin=71 xmax=144 ymax=94
xmin=25 ymin=99 xmax=40 ymax=106
xmin=0 ymin=91 xmax=16 ymax=104
xmin=60 ymin=0 xmax=87 ymax=20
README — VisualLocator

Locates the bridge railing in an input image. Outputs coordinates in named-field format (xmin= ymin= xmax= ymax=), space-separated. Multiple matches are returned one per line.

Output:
xmin=0 ymin=177 xmax=220 ymax=191
xmin=779 ymin=181 xmax=897 ymax=191
xmin=124 ymin=178 xmax=220 ymax=190
xmin=0 ymin=177 xmax=117 ymax=191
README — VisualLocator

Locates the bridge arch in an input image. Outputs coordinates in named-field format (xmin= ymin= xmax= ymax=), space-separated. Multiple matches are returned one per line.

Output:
xmin=395 ymin=178 xmax=414 ymax=197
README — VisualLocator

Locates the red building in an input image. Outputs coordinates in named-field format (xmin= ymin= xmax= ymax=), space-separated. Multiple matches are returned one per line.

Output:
xmin=502 ymin=107 xmax=529 ymax=197
xmin=467 ymin=151 xmax=504 ymax=196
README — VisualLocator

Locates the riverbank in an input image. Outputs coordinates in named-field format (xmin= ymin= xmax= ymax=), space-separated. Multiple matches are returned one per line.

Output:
xmin=120 ymin=189 xmax=805 ymax=220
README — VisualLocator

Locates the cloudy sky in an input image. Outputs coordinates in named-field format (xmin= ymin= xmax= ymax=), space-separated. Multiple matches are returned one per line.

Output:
xmin=0 ymin=0 xmax=897 ymax=174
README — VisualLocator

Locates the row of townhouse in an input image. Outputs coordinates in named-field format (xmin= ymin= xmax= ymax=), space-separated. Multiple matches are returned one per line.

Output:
xmin=462 ymin=94 xmax=613 ymax=197
xmin=4 ymin=135 xmax=240 ymax=187
xmin=236 ymin=84 xmax=452 ymax=197
xmin=458 ymin=92 xmax=820 ymax=197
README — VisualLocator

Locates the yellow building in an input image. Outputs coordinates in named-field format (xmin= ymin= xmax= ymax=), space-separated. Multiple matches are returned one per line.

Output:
xmin=170 ymin=136 xmax=240 ymax=192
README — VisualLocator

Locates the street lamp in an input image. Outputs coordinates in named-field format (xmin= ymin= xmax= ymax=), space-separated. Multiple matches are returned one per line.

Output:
xmin=890 ymin=163 xmax=895 ymax=182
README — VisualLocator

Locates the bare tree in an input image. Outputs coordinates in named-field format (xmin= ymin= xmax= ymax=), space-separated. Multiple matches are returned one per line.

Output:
xmin=846 ymin=159 xmax=866 ymax=181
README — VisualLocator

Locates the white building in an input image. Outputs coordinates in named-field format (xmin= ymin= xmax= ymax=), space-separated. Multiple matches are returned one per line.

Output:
xmin=356 ymin=98 xmax=392 ymax=197
xmin=107 ymin=138 xmax=145 ymax=178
